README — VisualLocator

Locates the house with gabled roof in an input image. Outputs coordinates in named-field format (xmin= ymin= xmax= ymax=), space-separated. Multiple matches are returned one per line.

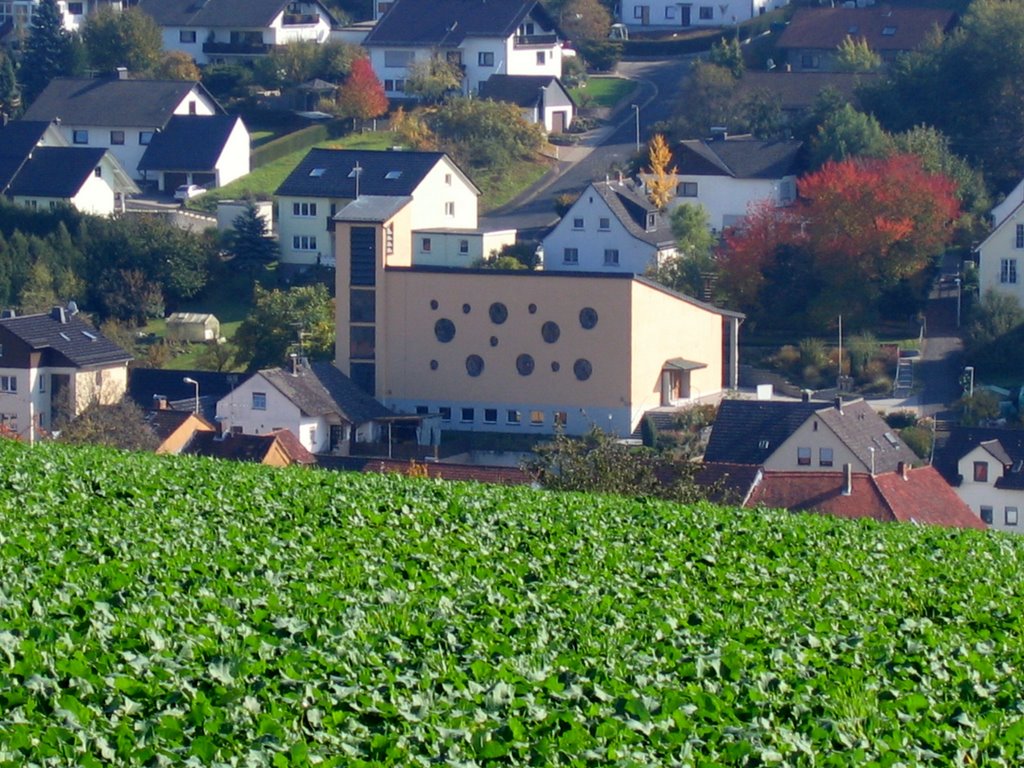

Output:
xmin=137 ymin=114 xmax=249 ymax=192
xmin=138 ymin=0 xmax=338 ymax=66
xmin=932 ymin=427 xmax=1024 ymax=534
xmin=274 ymin=147 xmax=495 ymax=269
xmin=183 ymin=428 xmax=317 ymax=466
xmin=541 ymin=179 xmax=676 ymax=274
xmin=215 ymin=359 xmax=399 ymax=455
xmin=660 ymin=134 xmax=803 ymax=232
xmin=0 ymin=306 xmax=132 ymax=443
xmin=479 ymin=74 xmax=575 ymax=133
xmin=22 ymin=76 xmax=224 ymax=182
xmin=618 ymin=0 xmax=787 ymax=30
xmin=776 ymin=6 xmax=957 ymax=73
xmin=143 ymin=405 xmax=216 ymax=454
xmin=0 ymin=0 xmax=124 ymax=37
xmin=362 ymin=0 xmax=564 ymax=98
xmin=0 ymin=120 xmax=139 ymax=215
xmin=977 ymin=181 xmax=1024 ymax=308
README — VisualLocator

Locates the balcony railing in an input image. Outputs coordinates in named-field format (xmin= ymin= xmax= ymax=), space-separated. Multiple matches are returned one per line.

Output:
xmin=282 ymin=12 xmax=319 ymax=25
xmin=203 ymin=40 xmax=271 ymax=55
xmin=514 ymin=33 xmax=558 ymax=47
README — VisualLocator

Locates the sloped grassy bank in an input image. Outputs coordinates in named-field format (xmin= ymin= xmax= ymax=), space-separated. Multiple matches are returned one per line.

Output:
xmin=0 ymin=440 xmax=1022 ymax=766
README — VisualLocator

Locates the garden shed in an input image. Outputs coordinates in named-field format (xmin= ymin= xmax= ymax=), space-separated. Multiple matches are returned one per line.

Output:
xmin=166 ymin=312 xmax=220 ymax=343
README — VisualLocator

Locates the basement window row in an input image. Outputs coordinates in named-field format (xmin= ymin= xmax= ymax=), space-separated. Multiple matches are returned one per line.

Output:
xmin=419 ymin=405 xmax=567 ymax=427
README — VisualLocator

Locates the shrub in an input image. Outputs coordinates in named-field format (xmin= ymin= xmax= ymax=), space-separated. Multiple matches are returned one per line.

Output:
xmin=885 ymin=410 xmax=919 ymax=429
xmin=900 ymin=424 xmax=933 ymax=459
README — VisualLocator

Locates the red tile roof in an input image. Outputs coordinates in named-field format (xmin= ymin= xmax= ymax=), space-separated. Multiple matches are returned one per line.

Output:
xmin=269 ymin=429 xmax=317 ymax=465
xmin=748 ymin=467 xmax=985 ymax=530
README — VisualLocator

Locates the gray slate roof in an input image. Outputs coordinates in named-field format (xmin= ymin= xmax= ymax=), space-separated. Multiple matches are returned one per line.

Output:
xmin=674 ymin=137 xmax=803 ymax=179
xmin=23 ymin=78 xmax=222 ymax=128
xmin=138 ymin=0 xmax=337 ymax=28
xmin=276 ymin=148 xmax=472 ymax=198
xmin=7 ymin=147 xmax=108 ymax=198
xmin=364 ymin=0 xmax=556 ymax=47
xmin=479 ymin=74 xmax=572 ymax=108
xmin=0 ymin=309 xmax=131 ymax=368
xmin=0 ymin=121 xmax=52 ymax=192
xmin=588 ymin=180 xmax=675 ymax=248
xmin=128 ymin=368 xmax=252 ymax=408
xmin=138 ymin=115 xmax=242 ymax=172
xmin=334 ymin=195 xmax=413 ymax=222
xmin=704 ymin=398 xmax=916 ymax=473
xmin=260 ymin=361 xmax=393 ymax=425
xmin=934 ymin=426 xmax=1024 ymax=490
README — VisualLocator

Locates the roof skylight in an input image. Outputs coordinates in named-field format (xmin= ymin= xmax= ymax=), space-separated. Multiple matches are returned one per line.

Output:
xmin=309 ymin=167 xmax=326 ymax=177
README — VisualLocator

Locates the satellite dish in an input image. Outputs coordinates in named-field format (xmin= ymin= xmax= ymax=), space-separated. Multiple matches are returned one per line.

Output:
xmin=766 ymin=58 xmax=776 ymax=70
xmin=66 ymin=300 xmax=79 ymax=315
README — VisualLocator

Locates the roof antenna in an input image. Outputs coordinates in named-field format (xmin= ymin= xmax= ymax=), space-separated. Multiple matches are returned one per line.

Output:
xmin=352 ymin=161 xmax=362 ymax=198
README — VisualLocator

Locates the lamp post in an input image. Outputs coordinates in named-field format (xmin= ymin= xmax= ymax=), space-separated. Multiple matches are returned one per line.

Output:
xmin=954 ymin=277 xmax=962 ymax=328
xmin=631 ymin=104 xmax=640 ymax=153
xmin=183 ymin=377 xmax=199 ymax=414
xmin=964 ymin=366 xmax=974 ymax=398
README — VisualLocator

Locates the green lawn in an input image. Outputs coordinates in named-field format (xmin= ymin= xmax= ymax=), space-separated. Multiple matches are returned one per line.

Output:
xmin=476 ymin=156 xmax=550 ymax=212
xmin=570 ymin=77 xmax=635 ymax=109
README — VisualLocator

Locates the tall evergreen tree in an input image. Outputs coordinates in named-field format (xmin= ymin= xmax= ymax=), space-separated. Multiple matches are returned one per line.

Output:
xmin=227 ymin=201 xmax=280 ymax=286
xmin=0 ymin=50 xmax=20 ymax=120
xmin=20 ymin=0 xmax=74 ymax=105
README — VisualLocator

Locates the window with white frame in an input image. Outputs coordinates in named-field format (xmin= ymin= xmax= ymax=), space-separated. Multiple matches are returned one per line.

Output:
xmin=1006 ymin=506 xmax=1019 ymax=526
xmin=292 ymin=202 xmax=317 ymax=216
xmin=797 ymin=446 xmax=811 ymax=465
xmin=679 ymin=181 xmax=698 ymax=197
xmin=0 ymin=375 xmax=15 ymax=393
xmin=603 ymin=249 xmax=619 ymax=266
xmin=507 ymin=409 xmax=521 ymax=425
xmin=384 ymin=50 xmax=413 ymax=67
xmin=1001 ymin=258 xmax=1018 ymax=284
xmin=478 ymin=51 xmax=494 ymax=66
xmin=530 ymin=410 xmax=544 ymax=425
xmin=1017 ymin=224 xmax=1024 ymax=248
xmin=439 ymin=406 xmax=451 ymax=421
xmin=981 ymin=506 xmax=993 ymax=525
xmin=665 ymin=6 xmax=676 ymax=18
xmin=459 ymin=239 xmax=469 ymax=254
xmin=38 ymin=374 xmax=45 ymax=393
xmin=634 ymin=6 xmax=643 ymax=18
xmin=563 ymin=247 xmax=579 ymax=264
xmin=110 ymin=130 xmax=125 ymax=145
xmin=73 ymin=130 xmax=88 ymax=144
xmin=179 ymin=30 xmax=196 ymax=43
xmin=484 ymin=408 xmax=497 ymax=424
xmin=800 ymin=53 xmax=820 ymax=69
xmin=572 ymin=217 xmax=584 ymax=230
xmin=598 ymin=217 xmax=610 ymax=231
xmin=293 ymin=235 xmax=317 ymax=250
xmin=139 ymin=131 xmax=154 ymax=145
xmin=421 ymin=237 xmax=432 ymax=252
xmin=461 ymin=407 xmax=474 ymax=423
xmin=536 ymin=51 xmax=545 ymax=65
xmin=699 ymin=6 xmax=713 ymax=19
xmin=819 ymin=447 xmax=833 ymax=467
xmin=444 ymin=201 xmax=455 ymax=216
xmin=252 ymin=392 xmax=267 ymax=410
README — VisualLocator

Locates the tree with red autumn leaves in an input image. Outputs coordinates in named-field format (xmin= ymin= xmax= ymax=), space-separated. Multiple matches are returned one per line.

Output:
xmin=719 ymin=154 xmax=960 ymax=329
xmin=321 ymin=57 xmax=388 ymax=127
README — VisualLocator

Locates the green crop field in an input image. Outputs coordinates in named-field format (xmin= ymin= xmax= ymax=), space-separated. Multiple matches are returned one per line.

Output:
xmin=1 ymin=440 xmax=1023 ymax=765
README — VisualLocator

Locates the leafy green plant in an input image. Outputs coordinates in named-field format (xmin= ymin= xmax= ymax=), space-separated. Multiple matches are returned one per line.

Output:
xmin=0 ymin=440 xmax=1022 ymax=766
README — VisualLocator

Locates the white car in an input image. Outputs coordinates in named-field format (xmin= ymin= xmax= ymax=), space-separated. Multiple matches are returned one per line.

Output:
xmin=174 ymin=184 xmax=206 ymax=201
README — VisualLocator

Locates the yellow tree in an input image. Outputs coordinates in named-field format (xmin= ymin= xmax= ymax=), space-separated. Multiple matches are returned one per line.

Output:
xmin=645 ymin=133 xmax=677 ymax=210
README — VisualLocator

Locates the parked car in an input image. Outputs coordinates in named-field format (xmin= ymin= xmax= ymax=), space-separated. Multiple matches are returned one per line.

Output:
xmin=174 ymin=184 xmax=206 ymax=202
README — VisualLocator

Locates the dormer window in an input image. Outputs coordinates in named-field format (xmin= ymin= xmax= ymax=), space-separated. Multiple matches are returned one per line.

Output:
xmin=646 ymin=213 xmax=656 ymax=230
xmin=974 ymin=461 xmax=989 ymax=482
xmin=309 ymin=167 xmax=326 ymax=177
xmin=385 ymin=170 xmax=403 ymax=180
xmin=882 ymin=26 xmax=896 ymax=36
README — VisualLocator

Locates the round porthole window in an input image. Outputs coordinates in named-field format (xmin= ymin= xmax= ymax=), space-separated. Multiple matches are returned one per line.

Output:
xmin=528 ymin=303 xmax=537 ymax=314
xmin=551 ymin=361 xmax=560 ymax=372
xmin=466 ymin=354 xmax=484 ymax=377
xmin=541 ymin=321 xmax=560 ymax=344
xmin=573 ymin=358 xmax=593 ymax=381
xmin=516 ymin=354 xmax=535 ymax=376
xmin=430 ymin=299 xmax=439 ymax=310
xmin=579 ymin=307 xmax=598 ymax=330
xmin=434 ymin=318 xmax=456 ymax=343
xmin=490 ymin=336 xmax=499 ymax=347
xmin=462 ymin=303 xmax=471 ymax=314
xmin=489 ymin=302 xmax=508 ymax=324
xmin=430 ymin=359 xmax=439 ymax=370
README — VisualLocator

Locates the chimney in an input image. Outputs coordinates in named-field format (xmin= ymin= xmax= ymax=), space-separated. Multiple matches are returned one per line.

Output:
xmin=617 ymin=171 xmax=623 ymax=186
xmin=898 ymin=461 xmax=908 ymax=481
xmin=290 ymin=353 xmax=298 ymax=375
xmin=153 ymin=394 xmax=168 ymax=410
xmin=833 ymin=395 xmax=843 ymax=414
xmin=50 ymin=306 xmax=68 ymax=324
xmin=842 ymin=463 xmax=852 ymax=496
xmin=116 ymin=67 xmax=128 ymax=80
xmin=801 ymin=389 xmax=811 ymax=403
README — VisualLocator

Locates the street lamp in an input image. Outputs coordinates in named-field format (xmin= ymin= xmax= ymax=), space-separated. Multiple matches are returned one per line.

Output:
xmin=631 ymin=104 xmax=640 ymax=153
xmin=183 ymin=377 xmax=199 ymax=414
xmin=964 ymin=366 xmax=974 ymax=398
xmin=954 ymin=277 xmax=962 ymax=328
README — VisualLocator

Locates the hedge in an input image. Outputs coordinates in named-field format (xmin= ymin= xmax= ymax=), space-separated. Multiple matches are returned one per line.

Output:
xmin=250 ymin=119 xmax=348 ymax=169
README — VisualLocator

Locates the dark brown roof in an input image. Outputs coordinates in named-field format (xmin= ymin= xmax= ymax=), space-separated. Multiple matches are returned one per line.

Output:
xmin=269 ymin=429 xmax=317 ymax=465
xmin=749 ymin=468 xmax=985 ymax=530
xmin=674 ymin=137 xmax=803 ymax=180
xmin=184 ymin=430 xmax=313 ymax=465
xmin=143 ymin=409 xmax=214 ymax=442
xmin=776 ymin=6 xmax=956 ymax=53
xmin=736 ymin=71 xmax=879 ymax=112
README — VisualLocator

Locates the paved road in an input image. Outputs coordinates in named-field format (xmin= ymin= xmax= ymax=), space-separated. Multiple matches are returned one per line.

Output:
xmin=480 ymin=57 xmax=693 ymax=240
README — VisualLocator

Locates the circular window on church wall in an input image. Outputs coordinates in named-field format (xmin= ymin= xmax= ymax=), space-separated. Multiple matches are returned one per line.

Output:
xmin=489 ymin=302 xmax=508 ymax=324
xmin=541 ymin=321 xmax=560 ymax=344
xmin=434 ymin=318 xmax=456 ymax=343
xmin=430 ymin=299 xmax=439 ymax=310
xmin=430 ymin=360 xmax=439 ymax=370
xmin=579 ymin=307 xmax=598 ymax=330
xmin=573 ymin=358 xmax=593 ymax=381
xmin=466 ymin=355 xmax=484 ymax=377
xmin=516 ymin=354 xmax=535 ymax=376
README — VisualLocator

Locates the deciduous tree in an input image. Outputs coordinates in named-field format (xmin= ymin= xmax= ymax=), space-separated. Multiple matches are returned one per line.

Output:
xmin=154 ymin=51 xmax=201 ymax=81
xmin=405 ymin=57 xmax=462 ymax=103
xmin=834 ymin=35 xmax=881 ymax=73
xmin=57 ymin=399 xmax=160 ymax=451
xmin=647 ymin=204 xmax=716 ymax=298
xmin=234 ymin=285 xmax=335 ymax=371
xmin=324 ymin=57 xmax=387 ymax=127
xmin=82 ymin=7 xmax=163 ymax=74
xmin=807 ymin=104 xmax=888 ymax=169
xmin=645 ymin=134 xmax=677 ymax=210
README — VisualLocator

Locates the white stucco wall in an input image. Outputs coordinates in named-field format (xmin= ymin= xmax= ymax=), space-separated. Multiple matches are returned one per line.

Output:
xmin=412 ymin=229 xmax=517 ymax=267
xmin=619 ymin=0 xmax=788 ymax=27
xmin=956 ymin=446 xmax=1024 ymax=534
xmin=214 ymin=118 xmax=252 ymax=187
xmin=669 ymin=174 xmax=794 ymax=232
xmin=978 ymin=202 xmax=1024 ymax=308
xmin=215 ymin=374 xmax=329 ymax=453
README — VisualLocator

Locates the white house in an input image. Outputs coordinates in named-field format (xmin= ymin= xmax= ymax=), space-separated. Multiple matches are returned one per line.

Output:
xmin=978 ymin=182 xmax=1024 ymax=306
xmin=0 ymin=0 xmax=124 ymax=36
xmin=137 ymin=0 xmax=338 ymax=66
xmin=660 ymin=135 xmax=802 ymax=232
xmin=214 ymin=360 xmax=395 ymax=455
xmin=22 ymin=76 xmax=223 ymax=182
xmin=362 ymin=0 xmax=564 ymax=98
xmin=934 ymin=427 xmax=1024 ymax=534
xmin=0 ymin=306 xmax=132 ymax=444
xmin=1 ymin=120 xmax=138 ymax=215
xmin=274 ymin=148 xmax=486 ymax=268
xmin=619 ymin=0 xmax=788 ymax=29
xmin=137 ymin=114 xmax=249 ymax=191
xmin=478 ymin=74 xmax=575 ymax=133
xmin=542 ymin=179 xmax=676 ymax=274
